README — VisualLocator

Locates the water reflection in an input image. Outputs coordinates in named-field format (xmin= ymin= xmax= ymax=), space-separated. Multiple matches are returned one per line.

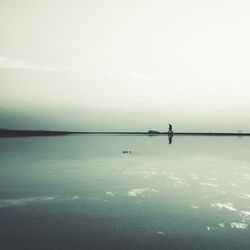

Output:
xmin=1 ymin=135 xmax=250 ymax=249
xmin=168 ymin=133 xmax=173 ymax=144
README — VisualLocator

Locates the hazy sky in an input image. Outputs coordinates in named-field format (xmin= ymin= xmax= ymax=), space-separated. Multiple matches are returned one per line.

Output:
xmin=1 ymin=0 xmax=250 ymax=132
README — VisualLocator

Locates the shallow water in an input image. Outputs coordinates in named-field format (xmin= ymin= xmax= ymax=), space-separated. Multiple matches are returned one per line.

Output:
xmin=0 ymin=135 xmax=250 ymax=249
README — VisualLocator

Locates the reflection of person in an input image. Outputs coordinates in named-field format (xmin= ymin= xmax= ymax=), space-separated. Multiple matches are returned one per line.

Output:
xmin=168 ymin=134 xmax=173 ymax=144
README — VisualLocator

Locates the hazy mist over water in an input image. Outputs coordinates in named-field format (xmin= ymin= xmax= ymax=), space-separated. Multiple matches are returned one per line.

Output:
xmin=2 ymin=105 xmax=248 ymax=132
xmin=1 ymin=0 xmax=250 ymax=132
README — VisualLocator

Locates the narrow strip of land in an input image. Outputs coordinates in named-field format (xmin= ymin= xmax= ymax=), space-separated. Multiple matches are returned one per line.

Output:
xmin=0 ymin=129 xmax=249 ymax=137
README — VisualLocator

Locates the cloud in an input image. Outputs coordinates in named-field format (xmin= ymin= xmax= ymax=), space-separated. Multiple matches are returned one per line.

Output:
xmin=106 ymin=72 xmax=114 ymax=77
xmin=0 ymin=58 xmax=158 ymax=81
xmin=129 ymin=72 xmax=159 ymax=81
xmin=0 ymin=57 xmax=60 ymax=71
xmin=0 ymin=57 xmax=92 ymax=72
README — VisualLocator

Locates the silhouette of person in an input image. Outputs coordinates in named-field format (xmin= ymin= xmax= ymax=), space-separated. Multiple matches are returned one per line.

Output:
xmin=168 ymin=124 xmax=173 ymax=134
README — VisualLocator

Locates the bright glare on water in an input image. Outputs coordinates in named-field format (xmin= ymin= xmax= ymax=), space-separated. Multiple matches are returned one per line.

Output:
xmin=0 ymin=135 xmax=250 ymax=249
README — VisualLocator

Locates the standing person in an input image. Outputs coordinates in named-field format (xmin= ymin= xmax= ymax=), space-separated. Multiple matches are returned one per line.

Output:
xmin=168 ymin=124 xmax=173 ymax=134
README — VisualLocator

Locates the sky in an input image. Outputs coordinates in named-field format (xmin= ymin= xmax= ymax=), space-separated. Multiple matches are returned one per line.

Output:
xmin=1 ymin=0 xmax=250 ymax=132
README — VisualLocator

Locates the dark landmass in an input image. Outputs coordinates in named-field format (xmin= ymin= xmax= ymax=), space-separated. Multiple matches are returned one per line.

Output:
xmin=1 ymin=129 xmax=250 ymax=137
xmin=0 ymin=129 xmax=74 ymax=137
xmin=148 ymin=130 xmax=161 ymax=134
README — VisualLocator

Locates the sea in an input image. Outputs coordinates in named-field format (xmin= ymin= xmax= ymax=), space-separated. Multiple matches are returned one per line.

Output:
xmin=0 ymin=135 xmax=250 ymax=249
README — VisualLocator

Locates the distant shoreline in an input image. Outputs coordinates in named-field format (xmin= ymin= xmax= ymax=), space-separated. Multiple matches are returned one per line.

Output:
xmin=1 ymin=129 xmax=250 ymax=137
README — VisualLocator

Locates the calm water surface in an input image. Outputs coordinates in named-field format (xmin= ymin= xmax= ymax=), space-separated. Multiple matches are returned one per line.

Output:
xmin=0 ymin=135 xmax=250 ymax=249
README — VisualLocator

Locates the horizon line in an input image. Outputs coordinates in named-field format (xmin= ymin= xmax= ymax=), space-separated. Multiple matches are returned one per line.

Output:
xmin=0 ymin=128 xmax=250 ymax=137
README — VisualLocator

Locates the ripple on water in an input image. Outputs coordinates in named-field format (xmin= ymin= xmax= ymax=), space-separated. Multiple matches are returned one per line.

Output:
xmin=211 ymin=203 xmax=237 ymax=212
xmin=128 ymin=188 xmax=159 ymax=197
xmin=230 ymin=222 xmax=248 ymax=229
xmin=199 ymin=182 xmax=218 ymax=187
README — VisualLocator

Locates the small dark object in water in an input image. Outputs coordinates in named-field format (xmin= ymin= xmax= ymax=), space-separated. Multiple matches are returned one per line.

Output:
xmin=123 ymin=150 xmax=132 ymax=154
